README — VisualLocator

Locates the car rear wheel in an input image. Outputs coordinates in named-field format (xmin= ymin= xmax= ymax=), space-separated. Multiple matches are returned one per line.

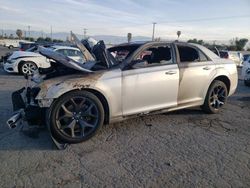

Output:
xmin=202 ymin=80 xmax=228 ymax=114
xmin=49 ymin=90 xmax=104 ymax=144
xmin=20 ymin=61 xmax=37 ymax=75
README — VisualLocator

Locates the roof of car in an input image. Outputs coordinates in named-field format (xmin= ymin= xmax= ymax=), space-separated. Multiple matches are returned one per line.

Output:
xmin=110 ymin=41 xmax=207 ymax=48
xmin=51 ymin=45 xmax=80 ymax=50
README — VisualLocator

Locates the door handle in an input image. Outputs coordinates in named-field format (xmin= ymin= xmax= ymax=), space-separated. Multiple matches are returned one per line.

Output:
xmin=203 ymin=66 xmax=211 ymax=70
xmin=165 ymin=71 xmax=177 ymax=75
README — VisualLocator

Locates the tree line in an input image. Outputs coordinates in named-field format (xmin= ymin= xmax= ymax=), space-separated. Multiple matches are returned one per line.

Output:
xmin=187 ymin=38 xmax=249 ymax=51
xmin=0 ymin=29 xmax=63 ymax=43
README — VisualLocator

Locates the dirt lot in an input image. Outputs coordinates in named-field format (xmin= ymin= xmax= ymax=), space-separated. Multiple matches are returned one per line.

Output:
xmin=0 ymin=46 xmax=250 ymax=187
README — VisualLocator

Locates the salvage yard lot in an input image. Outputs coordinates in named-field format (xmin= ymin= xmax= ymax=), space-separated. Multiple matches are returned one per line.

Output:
xmin=0 ymin=47 xmax=250 ymax=187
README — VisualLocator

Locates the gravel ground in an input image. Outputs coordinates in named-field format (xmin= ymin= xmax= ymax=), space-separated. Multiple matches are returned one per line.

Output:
xmin=0 ymin=46 xmax=249 ymax=187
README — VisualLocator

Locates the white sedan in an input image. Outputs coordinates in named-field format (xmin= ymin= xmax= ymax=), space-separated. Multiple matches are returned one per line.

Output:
xmin=3 ymin=46 xmax=84 ymax=75
xmin=241 ymin=56 xmax=250 ymax=86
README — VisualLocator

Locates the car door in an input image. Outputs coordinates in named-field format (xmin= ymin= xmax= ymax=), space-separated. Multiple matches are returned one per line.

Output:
xmin=122 ymin=44 xmax=179 ymax=116
xmin=176 ymin=44 xmax=216 ymax=106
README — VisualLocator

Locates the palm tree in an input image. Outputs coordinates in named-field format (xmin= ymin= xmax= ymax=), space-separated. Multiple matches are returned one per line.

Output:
xmin=16 ymin=29 xmax=23 ymax=39
xmin=127 ymin=33 xmax=132 ymax=43
xmin=177 ymin=31 xmax=181 ymax=39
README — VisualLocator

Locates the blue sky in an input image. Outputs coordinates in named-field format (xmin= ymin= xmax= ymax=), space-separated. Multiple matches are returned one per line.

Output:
xmin=0 ymin=0 xmax=250 ymax=41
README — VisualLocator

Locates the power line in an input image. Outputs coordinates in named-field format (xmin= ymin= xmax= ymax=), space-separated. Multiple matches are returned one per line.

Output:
xmin=28 ymin=25 xmax=30 ymax=40
xmin=152 ymin=22 xmax=156 ymax=41
xmin=83 ymin=28 xmax=87 ymax=39
xmin=50 ymin=25 xmax=53 ymax=40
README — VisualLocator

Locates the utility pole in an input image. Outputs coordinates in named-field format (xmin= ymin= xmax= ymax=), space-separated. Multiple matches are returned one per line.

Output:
xmin=152 ymin=22 xmax=156 ymax=41
xmin=83 ymin=28 xmax=87 ymax=39
xmin=50 ymin=25 xmax=53 ymax=41
xmin=28 ymin=25 xmax=30 ymax=40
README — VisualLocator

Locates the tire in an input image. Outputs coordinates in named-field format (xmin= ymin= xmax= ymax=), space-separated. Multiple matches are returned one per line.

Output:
xmin=19 ymin=61 xmax=37 ymax=75
xmin=8 ymin=45 xmax=13 ymax=49
xmin=49 ymin=90 xmax=104 ymax=144
xmin=244 ymin=80 xmax=250 ymax=87
xmin=202 ymin=80 xmax=228 ymax=114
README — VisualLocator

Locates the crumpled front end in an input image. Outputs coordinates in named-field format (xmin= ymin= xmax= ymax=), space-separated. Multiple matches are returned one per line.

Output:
xmin=7 ymin=70 xmax=104 ymax=129
xmin=7 ymin=86 xmax=46 ymax=129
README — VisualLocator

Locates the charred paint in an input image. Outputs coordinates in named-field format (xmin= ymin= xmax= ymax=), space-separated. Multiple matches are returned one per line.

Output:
xmin=35 ymin=72 xmax=105 ymax=107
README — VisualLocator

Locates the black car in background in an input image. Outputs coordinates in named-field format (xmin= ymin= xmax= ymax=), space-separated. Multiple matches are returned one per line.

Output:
xmin=19 ymin=42 xmax=36 ymax=51
xmin=243 ymin=54 xmax=250 ymax=62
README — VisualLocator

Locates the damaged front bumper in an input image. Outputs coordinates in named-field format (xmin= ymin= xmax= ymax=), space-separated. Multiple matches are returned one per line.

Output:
xmin=7 ymin=87 xmax=46 ymax=129
xmin=7 ymin=87 xmax=68 ymax=150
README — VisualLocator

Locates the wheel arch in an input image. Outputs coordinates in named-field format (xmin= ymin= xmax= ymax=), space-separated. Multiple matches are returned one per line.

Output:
xmin=213 ymin=75 xmax=231 ymax=92
xmin=201 ymin=74 xmax=231 ymax=104
xmin=84 ymin=88 xmax=110 ymax=125
xmin=17 ymin=60 xmax=38 ymax=74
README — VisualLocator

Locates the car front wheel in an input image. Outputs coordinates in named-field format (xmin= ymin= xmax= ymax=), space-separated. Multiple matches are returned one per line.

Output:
xmin=202 ymin=80 xmax=228 ymax=114
xmin=49 ymin=90 xmax=104 ymax=144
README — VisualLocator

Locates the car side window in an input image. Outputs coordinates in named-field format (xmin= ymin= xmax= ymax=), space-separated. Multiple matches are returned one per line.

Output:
xmin=199 ymin=50 xmax=209 ymax=62
xmin=132 ymin=45 xmax=173 ymax=69
xmin=56 ymin=49 xmax=68 ymax=56
xmin=76 ymin=50 xmax=84 ymax=57
xmin=177 ymin=45 xmax=209 ymax=63
xmin=177 ymin=45 xmax=199 ymax=63
xmin=66 ymin=49 xmax=77 ymax=56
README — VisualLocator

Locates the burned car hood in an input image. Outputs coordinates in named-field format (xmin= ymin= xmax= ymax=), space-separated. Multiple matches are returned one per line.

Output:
xmin=38 ymin=46 xmax=94 ymax=73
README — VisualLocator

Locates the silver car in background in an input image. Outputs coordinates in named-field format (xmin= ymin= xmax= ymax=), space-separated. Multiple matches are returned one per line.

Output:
xmin=219 ymin=50 xmax=243 ymax=67
xmin=241 ymin=55 xmax=250 ymax=86
xmin=7 ymin=34 xmax=238 ymax=147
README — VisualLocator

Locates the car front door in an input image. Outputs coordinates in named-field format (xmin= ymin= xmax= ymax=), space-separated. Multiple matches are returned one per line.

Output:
xmin=176 ymin=44 xmax=216 ymax=106
xmin=122 ymin=44 xmax=179 ymax=116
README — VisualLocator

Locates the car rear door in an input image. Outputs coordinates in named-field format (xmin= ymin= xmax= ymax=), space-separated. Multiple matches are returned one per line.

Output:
xmin=176 ymin=44 xmax=216 ymax=106
xmin=122 ymin=43 xmax=179 ymax=116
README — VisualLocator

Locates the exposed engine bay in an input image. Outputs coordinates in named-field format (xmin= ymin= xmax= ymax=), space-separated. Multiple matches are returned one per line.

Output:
xmin=34 ymin=32 xmax=118 ymax=81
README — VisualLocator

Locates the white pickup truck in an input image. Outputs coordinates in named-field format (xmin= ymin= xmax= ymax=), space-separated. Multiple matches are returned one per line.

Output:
xmin=3 ymin=39 xmax=31 ymax=49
